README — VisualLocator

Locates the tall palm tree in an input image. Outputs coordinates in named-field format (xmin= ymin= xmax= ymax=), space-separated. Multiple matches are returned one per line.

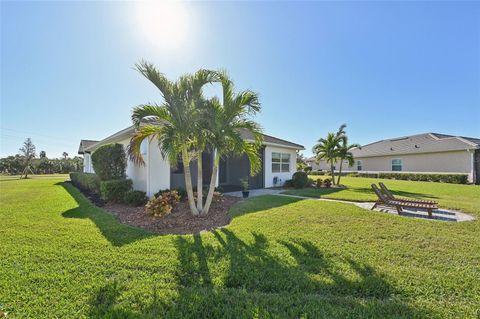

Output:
xmin=127 ymin=61 xmax=217 ymax=215
xmin=201 ymin=71 xmax=263 ymax=214
xmin=336 ymin=137 xmax=360 ymax=185
xmin=312 ymin=133 xmax=342 ymax=185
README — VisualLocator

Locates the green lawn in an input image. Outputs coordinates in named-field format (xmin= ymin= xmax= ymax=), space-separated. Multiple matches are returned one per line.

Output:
xmin=1 ymin=177 xmax=479 ymax=318
xmin=283 ymin=176 xmax=480 ymax=218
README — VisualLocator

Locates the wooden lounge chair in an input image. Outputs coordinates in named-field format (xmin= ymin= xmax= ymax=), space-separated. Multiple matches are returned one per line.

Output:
xmin=371 ymin=184 xmax=437 ymax=218
xmin=378 ymin=182 xmax=438 ymax=205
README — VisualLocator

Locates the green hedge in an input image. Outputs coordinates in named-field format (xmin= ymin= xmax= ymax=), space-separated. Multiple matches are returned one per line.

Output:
xmin=91 ymin=143 xmax=127 ymax=181
xmin=100 ymin=179 xmax=133 ymax=202
xmin=124 ymin=190 xmax=148 ymax=207
xmin=292 ymin=171 xmax=309 ymax=188
xmin=69 ymin=172 xmax=100 ymax=193
xmin=348 ymin=172 xmax=468 ymax=184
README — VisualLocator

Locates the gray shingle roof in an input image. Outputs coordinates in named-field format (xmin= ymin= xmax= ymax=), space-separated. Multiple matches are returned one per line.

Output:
xmin=78 ymin=140 xmax=99 ymax=154
xmin=80 ymin=127 xmax=304 ymax=154
xmin=351 ymin=133 xmax=479 ymax=158
xmin=238 ymin=128 xmax=304 ymax=149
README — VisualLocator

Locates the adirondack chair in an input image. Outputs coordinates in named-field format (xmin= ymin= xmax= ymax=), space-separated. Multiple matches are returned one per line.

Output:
xmin=371 ymin=184 xmax=437 ymax=218
xmin=378 ymin=182 xmax=438 ymax=205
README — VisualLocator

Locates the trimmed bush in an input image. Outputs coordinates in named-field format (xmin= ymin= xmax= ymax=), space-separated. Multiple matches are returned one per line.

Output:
xmin=146 ymin=190 xmax=180 ymax=217
xmin=100 ymin=179 xmax=133 ymax=202
xmin=91 ymin=143 xmax=127 ymax=181
xmin=69 ymin=172 xmax=100 ymax=193
xmin=309 ymin=171 xmax=326 ymax=176
xmin=348 ymin=172 xmax=468 ymax=184
xmin=124 ymin=190 xmax=148 ymax=207
xmin=292 ymin=171 xmax=309 ymax=188
xmin=155 ymin=187 xmax=187 ymax=201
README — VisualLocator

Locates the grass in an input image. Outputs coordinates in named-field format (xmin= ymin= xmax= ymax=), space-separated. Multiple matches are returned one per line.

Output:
xmin=283 ymin=176 xmax=480 ymax=218
xmin=1 ymin=177 xmax=479 ymax=318
xmin=0 ymin=173 xmax=70 ymax=181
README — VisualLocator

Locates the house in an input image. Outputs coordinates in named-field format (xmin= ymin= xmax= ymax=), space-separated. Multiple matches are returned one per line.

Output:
xmin=306 ymin=133 xmax=480 ymax=184
xmin=78 ymin=126 xmax=304 ymax=196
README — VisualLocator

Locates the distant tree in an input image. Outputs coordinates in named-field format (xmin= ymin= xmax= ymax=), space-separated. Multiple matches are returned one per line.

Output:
xmin=296 ymin=151 xmax=307 ymax=171
xmin=312 ymin=133 xmax=342 ymax=185
xmin=62 ymin=152 xmax=68 ymax=160
xmin=39 ymin=150 xmax=47 ymax=159
xmin=336 ymin=137 xmax=360 ymax=185
xmin=19 ymin=138 xmax=36 ymax=179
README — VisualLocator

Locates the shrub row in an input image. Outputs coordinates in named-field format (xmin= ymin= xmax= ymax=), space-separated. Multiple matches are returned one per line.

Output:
xmin=69 ymin=172 xmax=100 ymax=193
xmin=347 ymin=172 xmax=468 ymax=184
xmin=100 ymin=179 xmax=133 ymax=202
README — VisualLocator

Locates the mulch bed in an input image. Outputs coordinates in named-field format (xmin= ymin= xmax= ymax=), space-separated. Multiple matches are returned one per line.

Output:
xmin=69 ymin=181 xmax=241 ymax=235
xmin=104 ymin=196 xmax=241 ymax=235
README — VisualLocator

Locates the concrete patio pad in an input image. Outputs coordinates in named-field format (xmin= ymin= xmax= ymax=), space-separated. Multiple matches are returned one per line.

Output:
xmin=272 ymin=193 xmax=476 ymax=222
xmin=225 ymin=188 xmax=284 ymax=198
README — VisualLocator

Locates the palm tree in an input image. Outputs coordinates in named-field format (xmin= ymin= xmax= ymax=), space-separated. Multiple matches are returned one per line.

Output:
xmin=127 ymin=61 xmax=217 ymax=215
xmin=312 ymin=133 xmax=342 ymax=185
xmin=201 ymin=71 xmax=263 ymax=214
xmin=62 ymin=152 xmax=68 ymax=160
xmin=336 ymin=137 xmax=360 ymax=185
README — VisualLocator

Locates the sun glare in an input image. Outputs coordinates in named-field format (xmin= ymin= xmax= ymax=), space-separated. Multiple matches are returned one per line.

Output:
xmin=134 ymin=1 xmax=190 ymax=50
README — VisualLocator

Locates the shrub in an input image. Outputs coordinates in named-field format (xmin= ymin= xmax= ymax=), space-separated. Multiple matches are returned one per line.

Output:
xmin=307 ymin=177 xmax=315 ymax=187
xmin=155 ymin=187 xmax=187 ymax=201
xmin=69 ymin=172 xmax=100 ymax=193
xmin=309 ymin=171 xmax=326 ymax=176
xmin=124 ymin=190 xmax=147 ymax=207
xmin=283 ymin=179 xmax=293 ymax=187
xmin=91 ymin=143 xmax=127 ymax=181
xmin=146 ymin=190 xmax=180 ymax=217
xmin=100 ymin=179 xmax=133 ymax=202
xmin=316 ymin=178 xmax=322 ymax=188
xmin=323 ymin=178 xmax=332 ymax=188
xmin=348 ymin=172 xmax=468 ymax=184
xmin=212 ymin=191 xmax=224 ymax=203
xmin=292 ymin=171 xmax=309 ymax=188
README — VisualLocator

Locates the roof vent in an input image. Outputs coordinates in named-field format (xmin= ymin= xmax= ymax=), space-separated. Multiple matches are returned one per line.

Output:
xmin=390 ymin=147 xmax=394 ymax=151
xmin=414 ymin=144 xmax=419 ymax=148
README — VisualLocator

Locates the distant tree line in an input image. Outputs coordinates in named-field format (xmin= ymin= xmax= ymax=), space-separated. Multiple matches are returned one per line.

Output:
xmin=0 ymin=138 xmax=83 ymax=176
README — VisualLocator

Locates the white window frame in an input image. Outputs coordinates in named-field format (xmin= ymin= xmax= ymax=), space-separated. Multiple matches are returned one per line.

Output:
xmin=272 ymin=152 xmax=291 ymax=173
xmin=357 ymin=160 xmax=363 ymax=171
xmin=391 ymin=159 xmax=402 ymax=171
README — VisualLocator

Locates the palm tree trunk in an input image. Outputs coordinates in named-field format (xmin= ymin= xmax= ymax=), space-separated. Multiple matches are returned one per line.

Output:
xmin=337 ymin=160 xmax=343 ymax=185
xmin=330 ymin=162 xmax=335 ymax=185
xmin=182 ymin=150 xmax=199 ymax=215
xmin=203 ymin=151 xmax=219 ymax=215
xmin=196 ymin=151 xmax=203 ymax=212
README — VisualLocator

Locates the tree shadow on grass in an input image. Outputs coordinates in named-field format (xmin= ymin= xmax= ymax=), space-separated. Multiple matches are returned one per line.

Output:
xmin=88 ymin=229 xmax=434 ymax=318
xmin=57 ymin=182 xmax=155 ymax=247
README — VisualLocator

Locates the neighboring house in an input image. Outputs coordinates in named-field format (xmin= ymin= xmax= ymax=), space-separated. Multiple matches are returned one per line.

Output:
xmin=78 ymin=126 xmax=304 ymax=196
xmin=306 ymin=133 xmax=480 ymax=184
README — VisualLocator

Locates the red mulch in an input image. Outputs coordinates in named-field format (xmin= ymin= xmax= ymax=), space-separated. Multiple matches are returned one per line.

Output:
xmin=104 ymin=196 xmax=241 ymax=235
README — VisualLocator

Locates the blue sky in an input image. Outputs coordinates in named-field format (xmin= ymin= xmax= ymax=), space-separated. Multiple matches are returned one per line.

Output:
xmin=1 ymin=1 xmax=479 ymax=158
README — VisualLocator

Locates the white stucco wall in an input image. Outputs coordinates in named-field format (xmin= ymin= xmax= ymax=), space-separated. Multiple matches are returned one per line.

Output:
xmin=264 ymin=146 xmax=297 ymax=188
xmin=116 ymin=138 xmax=148 ymax=193
xmin=146 ymin=137 xmax=170 ymax=197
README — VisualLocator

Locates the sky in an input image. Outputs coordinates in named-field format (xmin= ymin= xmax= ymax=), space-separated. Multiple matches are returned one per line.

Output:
xmin=1 ymin=1 xmax=479 ymax=158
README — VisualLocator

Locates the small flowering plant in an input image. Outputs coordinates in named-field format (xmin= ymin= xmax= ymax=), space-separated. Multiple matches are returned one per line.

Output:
xmin=145 ymin=190 xmax=180 ymax=217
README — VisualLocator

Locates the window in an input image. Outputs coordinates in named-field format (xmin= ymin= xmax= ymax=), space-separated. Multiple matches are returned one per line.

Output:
xmin=357 ymin=160 xmax=363 ymax=171
xmin=392 ymin=159 xmax=402 ymax=171
xmin=272 ymin=152 xmax=290 ymax=173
